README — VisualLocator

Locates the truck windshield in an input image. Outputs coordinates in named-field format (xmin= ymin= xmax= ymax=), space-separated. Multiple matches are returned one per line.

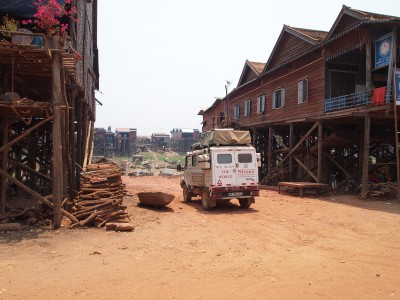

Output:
xmin=217 ymin=154 xmax=232 ymax=164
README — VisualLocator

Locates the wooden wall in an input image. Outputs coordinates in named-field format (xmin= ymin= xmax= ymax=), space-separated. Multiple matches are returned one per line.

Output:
xmin=229 ymin=53 xmax=325 ymax=128
xmin=267 ymin=32 xmax=315 ymax=71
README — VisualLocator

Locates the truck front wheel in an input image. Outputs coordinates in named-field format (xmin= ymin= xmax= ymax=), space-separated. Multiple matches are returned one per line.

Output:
xmin=183 ymin=185 xmax=192 ymax=202
xmin=201 ymin=188 xmax=213 ymax=211
xmin=239 ymin=197 xmax=253 ymax=209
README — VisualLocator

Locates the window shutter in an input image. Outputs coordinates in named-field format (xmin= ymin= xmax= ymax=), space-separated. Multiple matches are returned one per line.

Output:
xmin=281 ymin=89 xmax=285 ymax=107
xmin=303 ymin=79 xmax=308 ymax=102
xmin=262 ymin=96 xmax=265 ymax=112
xmin=272 ymin=92 xmax=276 ymax=109
xmin=257 ymin=97 xmax=260 ymax=114
xmin=298 ymin=81 xmax=303 ymax=104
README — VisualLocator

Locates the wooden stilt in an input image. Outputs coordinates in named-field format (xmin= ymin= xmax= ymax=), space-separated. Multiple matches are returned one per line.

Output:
xmin=83 ymin=120 xmax=92 ymax=169
xmin=1 ymin=117 xmax=8 ymax=214
xmin=51 ymin=36 xmax=64 ymax=228
xmin=317 ymin=122 xmax=323 ymax=183
xmin=268 ymin=126 xmax=272 ymax=175
xmin=361 ymin=116 xmax=370 ymax=199
xmin=70 ymin=96 xmax=77 ymax=196
xmin=289 ymin=123 xmax=294 ymax=181
xmin=87 ymin=121 xmax=94 ymax=166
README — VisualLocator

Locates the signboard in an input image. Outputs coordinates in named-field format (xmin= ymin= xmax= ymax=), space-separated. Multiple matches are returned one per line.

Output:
xmin=395 ymin=69 xmax=400 ymax=106
xmin=375 ymin=33 xmax=392 ymax=69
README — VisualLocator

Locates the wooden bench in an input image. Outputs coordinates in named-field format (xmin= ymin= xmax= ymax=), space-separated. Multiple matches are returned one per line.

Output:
xmin=278 ymin=182 xmax=329 ymax=197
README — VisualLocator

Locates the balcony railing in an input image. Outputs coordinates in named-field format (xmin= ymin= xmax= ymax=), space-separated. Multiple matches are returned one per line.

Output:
xmin=324 ymin=91 xmax=371 ymax=113
xmin=324 ymin=87 xmax=392 ymax=113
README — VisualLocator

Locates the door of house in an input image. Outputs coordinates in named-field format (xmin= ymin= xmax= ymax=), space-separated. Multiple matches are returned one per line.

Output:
xmin=331 ymin=71 xmax=356 ymax=98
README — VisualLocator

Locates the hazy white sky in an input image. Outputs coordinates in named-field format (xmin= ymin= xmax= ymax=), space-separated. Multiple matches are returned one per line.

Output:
xmin=96 ymin=0 xmax=399 ymax=136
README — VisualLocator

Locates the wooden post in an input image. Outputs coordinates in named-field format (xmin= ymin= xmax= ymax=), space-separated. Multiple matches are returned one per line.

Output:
xmin=365 ymin=38 xmax=372 ymax=92
xmin=386 ymin=25 xmax=397 ymax=103
xmin=268 ymin=126 xmax=272 ymax=175
xmin=70 ymin=96 xmax=76 ymax=197
xmin=51 ymin=36 xmax=64 ymax=228
xmin=83 ymin=120 xmax=92 ymax=169
xmin=289 ymin=123 xmax=294 ymax=181
xmin=392 ymin=25 xmax=400 ymax=199
xmin=317 ymin=121 xmax=323 ymax=183
xmin=1 ymin=117 xmax=8 ymax=214
xmin=75 ymin=99 xmax=82 ymax=189
xmin=87 ymin=121 xmax=95 ymax=166
xmin=394 ymin=90 xmax=400 ymax=200
xmin=361 ymin=116 xmax=370 ymax=199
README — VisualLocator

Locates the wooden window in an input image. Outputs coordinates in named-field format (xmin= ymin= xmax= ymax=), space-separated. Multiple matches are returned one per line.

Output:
xmin=272 ymin=88 xmax=285 ymax=109
xmin=244 ymin=100 xmax=251 ymax=116
xmin=298 ymin=79 xmax=308 ymax=104
xmin=257 ymin=94 xmax=266 ymax=114
xmin=233 ymin=104 xmax=240 ymax=119
xmin=219 ymin=112 xmax=224 ymax=124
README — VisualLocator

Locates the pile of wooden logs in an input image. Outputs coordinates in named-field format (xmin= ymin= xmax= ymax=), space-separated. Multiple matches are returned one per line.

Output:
xmin=364 ymin=182 xmax=397 ymax=200
xmin=71 ymin=160 xmax=132 ymax=230
xmin=0 ymin=206 xmax=50 ymax=226
xmin=260 ymin=165 xmax=288 ymax=186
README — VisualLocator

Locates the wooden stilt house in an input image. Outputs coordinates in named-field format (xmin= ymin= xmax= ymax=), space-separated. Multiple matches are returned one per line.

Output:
xmin=0 ymin=0 xmax=99 ymax=227
xmin=201 ymin=5 xmax=400 ymax=198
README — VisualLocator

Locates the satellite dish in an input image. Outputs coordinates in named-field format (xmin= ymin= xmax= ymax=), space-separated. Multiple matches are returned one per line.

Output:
xmin=12 ymin=28 xmax=34 ymax=45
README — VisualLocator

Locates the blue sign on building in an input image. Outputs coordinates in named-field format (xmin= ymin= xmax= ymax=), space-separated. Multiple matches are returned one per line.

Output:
xmin=375 ymin=33 xmax=392 ymax=69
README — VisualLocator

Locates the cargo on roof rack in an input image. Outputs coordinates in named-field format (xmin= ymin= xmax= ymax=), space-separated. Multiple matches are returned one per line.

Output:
xmin=191 ymin=128 xmax=251 ymax=150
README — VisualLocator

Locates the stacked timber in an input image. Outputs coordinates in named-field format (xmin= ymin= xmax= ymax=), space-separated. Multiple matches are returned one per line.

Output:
xmin=364 ymin=182 xmax=397 ymax=200
xmin=72 ymin=161 xmax=132 ymax=230
xmin=0 ymin=207 xmax=50 ymax=227
xmin=260 ymin=165 xmax=288 ymax=186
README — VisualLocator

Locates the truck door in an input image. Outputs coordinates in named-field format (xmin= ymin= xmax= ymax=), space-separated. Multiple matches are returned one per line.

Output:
xmin=234 ymin=150 xmax=258 ymax=186
xmin=213 ymin=150 xmax=236 ymax=187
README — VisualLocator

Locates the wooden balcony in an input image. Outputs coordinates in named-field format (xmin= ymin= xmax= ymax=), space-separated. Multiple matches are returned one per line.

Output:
xmin=324 ymin=87 xmax=393 ymax=113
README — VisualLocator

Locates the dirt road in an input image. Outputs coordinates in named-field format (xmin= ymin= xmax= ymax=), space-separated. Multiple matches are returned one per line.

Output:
xmin=1 ymin=176 xmax=400 ymax=299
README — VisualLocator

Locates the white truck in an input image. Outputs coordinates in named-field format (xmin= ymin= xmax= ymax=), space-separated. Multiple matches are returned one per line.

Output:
xmin=180 ymin=129 xmax=260 ymax=210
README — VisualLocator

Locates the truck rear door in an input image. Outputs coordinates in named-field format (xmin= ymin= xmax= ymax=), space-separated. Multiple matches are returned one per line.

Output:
xmin=234 ymin=149 xmax=258 ymax=187
xmin=212 ymin=149 xmax=236 ymax=188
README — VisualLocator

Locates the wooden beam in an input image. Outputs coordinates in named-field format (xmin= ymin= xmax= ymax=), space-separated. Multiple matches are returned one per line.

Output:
xmin=8 ymin=157 xmax=52 ymax=182
xmin=293 ymin=155 xmax=318 ymax=182
xmin=280 ymin=121 xmax=319 ymax=167
xmin=361 ymin=116 xmax=370 ymax=199
xmin=0 ymin=169 xmax=77 ymax=223
xmin=323 ymin=151 xmax=351 ymax=179
xmin=0 ymin=115 xmax=55 ymax=154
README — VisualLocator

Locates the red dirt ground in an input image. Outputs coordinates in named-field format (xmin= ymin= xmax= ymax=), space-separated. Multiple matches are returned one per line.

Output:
xmin=1 ymin=176 xmax=400 ymax=299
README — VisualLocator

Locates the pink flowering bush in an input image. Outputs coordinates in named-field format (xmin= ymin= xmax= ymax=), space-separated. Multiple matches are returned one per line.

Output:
xmin=22 ymin=0 xmax=78 ymax=35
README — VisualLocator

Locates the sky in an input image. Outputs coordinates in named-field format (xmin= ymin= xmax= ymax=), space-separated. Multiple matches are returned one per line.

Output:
xmin=96 ymin=0 xmax=399 ymax=136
